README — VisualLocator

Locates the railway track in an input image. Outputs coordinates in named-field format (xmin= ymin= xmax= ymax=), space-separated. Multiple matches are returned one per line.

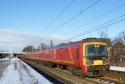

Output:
xmin=21 ymin=59 xmax=125 ymax=84
xmin=86 ymin=77 xmax=124 ymax=84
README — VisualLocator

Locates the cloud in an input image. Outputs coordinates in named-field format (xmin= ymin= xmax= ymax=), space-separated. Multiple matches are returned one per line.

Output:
xmin=0 ymin=29 xmax=67 ymax=52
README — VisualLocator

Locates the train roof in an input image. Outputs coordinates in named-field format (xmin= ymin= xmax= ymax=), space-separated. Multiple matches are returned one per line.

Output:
xmin=54 ymin=38 xmax=111 ymax=49
xmin=82 ymin=38 xmax=111 ymax=43
xmin=55 ymin=41 xmax=81 ymax=48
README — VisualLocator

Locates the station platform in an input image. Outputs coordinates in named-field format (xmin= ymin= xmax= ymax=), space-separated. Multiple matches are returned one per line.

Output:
xmin=0 ymin=58 xmax=52 ymax=84
xmin=110 ymin=66 xmax=125 ymax=72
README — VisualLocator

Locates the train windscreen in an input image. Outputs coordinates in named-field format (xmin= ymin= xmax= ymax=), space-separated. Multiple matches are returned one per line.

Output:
xmin=86 ymin=44 xmax=107 ymax=60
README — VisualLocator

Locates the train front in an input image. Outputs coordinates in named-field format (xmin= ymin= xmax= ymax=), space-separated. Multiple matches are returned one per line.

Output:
xmin=82 ymin=40 xmax=110 ymax=77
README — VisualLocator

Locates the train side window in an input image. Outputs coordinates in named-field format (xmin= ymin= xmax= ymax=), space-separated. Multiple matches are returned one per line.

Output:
xmin=77 ymin=48 xmax=79 ymax=60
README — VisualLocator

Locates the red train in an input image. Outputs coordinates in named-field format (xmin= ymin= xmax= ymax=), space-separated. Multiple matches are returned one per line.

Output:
xmin=22 ymin=38 xmax=110 ymax=77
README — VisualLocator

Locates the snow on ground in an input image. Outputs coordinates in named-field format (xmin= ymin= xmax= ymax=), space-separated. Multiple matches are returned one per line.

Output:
xmin=0 ymin=58 xmax=21 ymax=84
xmin=0 ymin=57 xmax=10 ymax=60
xmin=0 ymin=58 xmax=52 ymax=84
xmin=18 ymin=58 xmax=52 ymax=84
xmin=110 ymin=66 xmax=125 ymax=72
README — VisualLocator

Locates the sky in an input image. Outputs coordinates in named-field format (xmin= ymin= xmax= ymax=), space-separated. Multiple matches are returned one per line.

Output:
xmin=0 ymin=0 xmax=125 ymax=52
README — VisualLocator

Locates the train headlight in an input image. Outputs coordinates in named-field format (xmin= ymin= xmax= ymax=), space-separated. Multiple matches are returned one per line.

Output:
xmin=86 ymin=60 xmax=94 ymax=65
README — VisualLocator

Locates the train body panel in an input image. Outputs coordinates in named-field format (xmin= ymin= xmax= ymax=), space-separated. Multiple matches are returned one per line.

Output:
xmin=23 ymin=38 xmax=110 ymax=77
xmin=41 ymin=44 xmax=81 ymax=67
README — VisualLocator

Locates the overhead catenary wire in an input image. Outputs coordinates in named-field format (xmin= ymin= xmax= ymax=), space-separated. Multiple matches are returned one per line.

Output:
xmin=66 ymin=14 xmax=125 ymax=41
xmin=79 ymin=3 xmax=125 ymax=27
xmin=43 ymin=0 xmax=75 ymax=33
xmin=67 ymin=2 xmax=125 ymax=34
xmin=80 ymin=0 xmax=84 ymax=12
xmin=42 ymin=0 xmax=125 ymax=45
xmin=50 ymin=0 xmax=102 ymax=34
xmin=65 ymin=14 xmax=125 ymax=41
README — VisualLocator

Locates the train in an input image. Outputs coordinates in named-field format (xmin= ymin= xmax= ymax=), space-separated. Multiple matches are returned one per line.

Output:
xmin=21 ymin=38 xmax=110 ymax=77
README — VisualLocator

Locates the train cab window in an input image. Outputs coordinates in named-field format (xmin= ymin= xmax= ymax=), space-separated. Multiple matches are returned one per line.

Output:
xmin=86 ymin=45 xmax=95 ymax=57
xmin=86 ymin=44 xmax=107 ymax=59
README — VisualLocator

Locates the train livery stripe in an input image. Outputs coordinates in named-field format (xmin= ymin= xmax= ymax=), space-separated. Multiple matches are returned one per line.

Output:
xmin=47 ymin=59 xmax=74 ymax=64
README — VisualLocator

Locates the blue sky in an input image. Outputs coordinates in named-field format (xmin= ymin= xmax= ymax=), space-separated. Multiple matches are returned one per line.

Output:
xmin=0 ymin=0 xmax=125 ymax=51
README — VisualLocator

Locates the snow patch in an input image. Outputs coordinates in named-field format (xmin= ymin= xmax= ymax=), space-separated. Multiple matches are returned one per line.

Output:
xmin=0 ymin=58 xmax=52 ymax=84
xmin=110 ymin=66 xmax=125 ymax=72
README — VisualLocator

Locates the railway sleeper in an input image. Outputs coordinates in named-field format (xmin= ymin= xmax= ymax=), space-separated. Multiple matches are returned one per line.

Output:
xmin=68 ymin=68 xmax=83 ymax=76
xmin=56 ymin=65 xmax=66 ymax=69
xmin=48 ymin=63 xmax=57 ymax=68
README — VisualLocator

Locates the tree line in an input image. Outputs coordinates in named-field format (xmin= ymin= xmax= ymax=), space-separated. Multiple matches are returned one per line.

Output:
xmin=22 ymin=42 xmax=53 ymax=52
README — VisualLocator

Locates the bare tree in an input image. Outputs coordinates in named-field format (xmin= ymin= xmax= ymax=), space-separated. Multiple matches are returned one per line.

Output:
xmin=38 ymin=43 xmax=49 ymax=50
xmin=112 ymin=36 xmax=123 ymax=45
xmin=111 ymin=31 xmax=125 ymax=65
xmin=22 ymin=45 xmax=35 ymax=52
xmin=121 ymin=31 xmax=125 ymax=42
